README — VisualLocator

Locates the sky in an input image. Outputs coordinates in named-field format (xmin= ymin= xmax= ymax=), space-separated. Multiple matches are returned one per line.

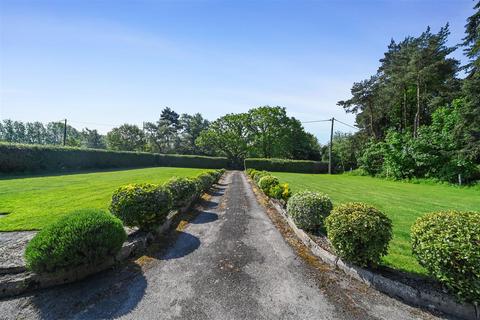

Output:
xmin=0 ymin=0 xmax=475 ymax=143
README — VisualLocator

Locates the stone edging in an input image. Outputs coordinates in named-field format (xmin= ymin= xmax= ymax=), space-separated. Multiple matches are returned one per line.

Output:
xmin=247 ymin=176 xmax=479 ymax=320
xmin=0 ymin=179 xmax=221 ymax=299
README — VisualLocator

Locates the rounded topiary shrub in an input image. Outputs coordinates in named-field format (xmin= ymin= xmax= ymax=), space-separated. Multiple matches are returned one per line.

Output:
xmin=325 ymin=202 xmax=392 ymax=267
xmin=286 ymin=191 xmax=333 ymax=231
xmin=253 ymin=171 xmax=270 ymax=184
xmin=164 ymin=177 xmax=197 ymax=208
xmin=246 ymin=168 xmax=257 ymax=178
xmin=268 ymin=183 xmax=292 ymax=202
xmin=109 ymin=183 xmax=173 ymax=229
xmin=195 ymin=172 xmax=216 ymax=193
xmin=25 ymin=209 xmax=126 ymax=273
xmin=258 ymin=175 xmax=279 ymax=195
xmin=411 ymin=210 xmax=480 ymax=303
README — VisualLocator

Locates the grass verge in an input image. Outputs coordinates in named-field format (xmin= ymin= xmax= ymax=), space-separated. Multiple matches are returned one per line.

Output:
xmin=273 ymin=172 xmax=480 ymax=275
xmin=0 ymin=167 xmax=205 ymax=231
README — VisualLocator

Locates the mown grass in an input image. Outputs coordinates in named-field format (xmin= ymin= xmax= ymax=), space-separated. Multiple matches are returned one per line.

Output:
xmin=0 ymin=167 xmax=205 ymax=231
xmin=274 ymin=172 xmax=480 ymax=275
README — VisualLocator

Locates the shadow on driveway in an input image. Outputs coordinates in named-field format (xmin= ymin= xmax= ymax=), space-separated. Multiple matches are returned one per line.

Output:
xmin=158 ymin=231 xmax=201 ymax=260
xmin=190 ymin=211 xmax=218 ymax=224
xmin=29 ymin=262 xmax=147 ymax=319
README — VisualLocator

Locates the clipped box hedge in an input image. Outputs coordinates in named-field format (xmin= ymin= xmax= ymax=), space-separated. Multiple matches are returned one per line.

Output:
xmin=245 ymin=158 xmax=328 ymax=174
xmin=0 ymin=143 xmax=228 ymax=173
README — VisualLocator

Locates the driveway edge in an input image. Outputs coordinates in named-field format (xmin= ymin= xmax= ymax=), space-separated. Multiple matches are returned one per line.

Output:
xmin=246 ymin=174 xmax=479 ymax=320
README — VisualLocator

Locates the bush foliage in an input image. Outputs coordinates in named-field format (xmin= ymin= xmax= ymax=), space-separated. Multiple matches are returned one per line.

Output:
xmin=268 ymin=183 xmax=291 ymax=201
xmin=0 ymin=142 xmax=229 ymax=174
xmin=286 ymin=191 xmax=333 ymax=231
xmin=258 ymin=175 xmax=279 ymax=194
xmin=109 ymin=183 xmax=173 ymax=229
xmin=325 ymin=202 xmax=392 ymax=267
xmin=164 ymin=177 xmax=197 ymax=208
xmin=195 ymin=172 xmax=216 ymax=193
xmin=245 ymin=158 xmax=328 ymax=174
xmin=246 ymin=169 xmax=291 ymax=202
xmin=25 ymin=209 xmax=126 ymax=273
xmin=411 ymin=210 xmax=480 ymax=303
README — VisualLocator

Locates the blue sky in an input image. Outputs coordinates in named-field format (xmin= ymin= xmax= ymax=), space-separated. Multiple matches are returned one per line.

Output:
xmin=0 ymin=0 xmax=475 ymax=143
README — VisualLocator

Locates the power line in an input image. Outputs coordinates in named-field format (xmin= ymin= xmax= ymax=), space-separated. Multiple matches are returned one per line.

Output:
xmin=68 ymin=120 xmax=120 ymax=128
xmin=301 ymin=119 xmax=331 ymax=124
xmin=334 ymin=119 xmax=357 ymax=130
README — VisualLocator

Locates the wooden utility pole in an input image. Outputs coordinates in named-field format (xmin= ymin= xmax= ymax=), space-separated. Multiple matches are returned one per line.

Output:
xmin=63 ymin=119 xmax=67 ymax=146
xmin=328 ymin=117 xmax=334 ymax=174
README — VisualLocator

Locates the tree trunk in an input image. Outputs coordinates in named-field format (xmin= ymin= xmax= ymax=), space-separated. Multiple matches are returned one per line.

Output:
xmin=414 ymin=77 xmax=421 ymax=138
xmin=368 ymin=102 xmax=376 ymax=139
xmin=403 ymin=86 xmax=407 ymax=132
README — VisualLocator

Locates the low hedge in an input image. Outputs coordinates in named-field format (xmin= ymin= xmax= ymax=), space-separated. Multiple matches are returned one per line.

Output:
xmin=411 ymin=210 xmax=480 ymax=303
xmin=253 ymin=170 xmax=270 ymax=183
xmin=195 ymin=172 xmax=217 ymax=193
xmin=268 ymin=183 xmax=291 ymax=201
xmin=247 ymin=169 xmax=291 ymax=202
xmin=109 ymin=183 xmax=173 ymax=229
xmin=0 ymin=142 xmax=229 ymax=174
xmin=286 ymin=191 xmax=333 ymax=231
xmin=245 ymin=158 xmax=328 ymax=174
xmin=258 ymin=175 xmax=279 ymax=194
xmin=325 ymin=202 xmax=392 ymax=267
xmin=164 ymin=177 xmax=197 ymax=208
xmin=25 ymin=209 xmax=126 ymax=273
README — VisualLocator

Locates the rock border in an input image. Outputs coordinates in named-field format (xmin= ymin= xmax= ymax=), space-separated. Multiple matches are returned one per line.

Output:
xmin=0 ymin=179 xmax=221 ymax=299
xmin=247 ymin=176 xmax=479 ymax=320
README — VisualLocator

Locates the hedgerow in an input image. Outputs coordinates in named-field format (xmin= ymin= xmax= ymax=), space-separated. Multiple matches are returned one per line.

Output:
xmin=411 ymin=210 xmax=480 ymax=303
xmin=286 ymin=191 xmax=333 ymax=231
xmin=25 ymin=209 xmax=126 ymax=273
xmin=325 ymin=202 xmax=392 ymax=267
xmin=0 ymin=142 xmax=229 ymax=174
xmin=245 ymin=158 xmax=328 ymax=173
xmin=109 ymin=183 xmax=173 ymax=229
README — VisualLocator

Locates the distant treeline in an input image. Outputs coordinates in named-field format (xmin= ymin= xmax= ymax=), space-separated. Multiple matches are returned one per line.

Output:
xmin=0 ymin=106 xmax=323 ymax=166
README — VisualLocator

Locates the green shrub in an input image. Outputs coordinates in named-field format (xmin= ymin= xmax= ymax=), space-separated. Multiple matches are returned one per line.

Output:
xmin=411 ymin=210 xmax=480 ymax=303
xmin=268 ymin=183 xmax=291 ymax=202
xmin=258 ymin=175 xmax=279 ymax=194
xmin=325 ymin=202 xmax=392 ymax=267
xmin=164 ymin=177 xmax=197 ymax=208
xmin=25 ymin=209 xmax=126 ymax=273
xmin=268 ymin=184 xmax=283 ymax=199
xmin=195 ymin=172 xmax=216 ymax=193
xmin=286 ymin=191 xmax=333 ymax=231
xmin=246 ymin=168 xmax=258 ymax=178
xmin=253 ymin=170 xmax=270 ymax=184
xmin=109 ymin=183 xmax=173 ymax=229
xmin=245 ymin=158 xmax=328 ymax=173
xmin=0 ymin=142 xmax=229 ymax=174
xmin=280 ymin=183 xmax=291 ymax=201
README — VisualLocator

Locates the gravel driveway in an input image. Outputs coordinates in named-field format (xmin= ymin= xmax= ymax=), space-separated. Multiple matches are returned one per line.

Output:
xmin=0 ymin=171 xmax=443 ymax=320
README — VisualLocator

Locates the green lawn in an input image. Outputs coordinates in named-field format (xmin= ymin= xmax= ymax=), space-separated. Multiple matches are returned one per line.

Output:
xmin=274 ymin=172 xmax=480 ymax=275
xmin=0 ymin=167 xmax=205 ymax=231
